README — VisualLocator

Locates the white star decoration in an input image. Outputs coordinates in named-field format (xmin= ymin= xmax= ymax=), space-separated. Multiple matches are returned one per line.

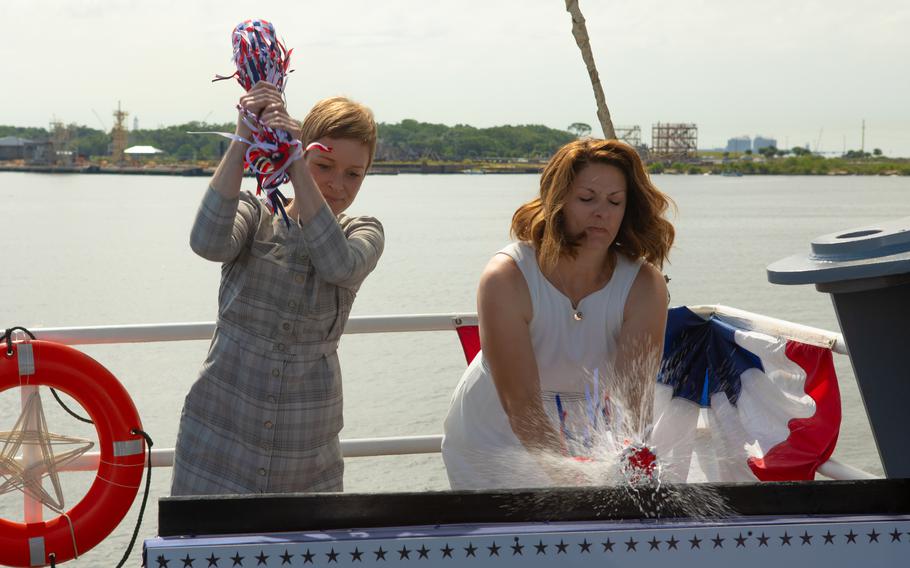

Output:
xmin=0 ymin=391 xmax=94 ymax=512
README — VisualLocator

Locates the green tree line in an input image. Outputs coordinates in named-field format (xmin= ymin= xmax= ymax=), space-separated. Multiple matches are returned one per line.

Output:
xmin=376 ymin=119 xmax=575 ymax=161
xmin=1 ymin=120 xmax=576 ymax=163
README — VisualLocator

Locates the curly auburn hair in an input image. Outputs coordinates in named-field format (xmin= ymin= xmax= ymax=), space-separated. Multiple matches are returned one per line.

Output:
xmin=511 ymin=138 xmax=675 ymax=270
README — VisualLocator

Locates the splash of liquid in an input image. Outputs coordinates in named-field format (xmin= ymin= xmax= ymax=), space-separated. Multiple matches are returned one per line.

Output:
xmin=489 ymin=345 xmax=735 ymax=520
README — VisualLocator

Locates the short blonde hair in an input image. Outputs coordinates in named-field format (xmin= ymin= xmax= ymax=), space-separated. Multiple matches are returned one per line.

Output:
xmin=299 ymin=96 xmax=377 ymax=168
xmin=511 ymin=138 xmax=675 ymax=270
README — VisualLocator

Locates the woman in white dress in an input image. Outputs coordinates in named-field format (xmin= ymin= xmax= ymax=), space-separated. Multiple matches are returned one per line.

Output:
xmin=442 ymin=139 xmax=675 ymax=489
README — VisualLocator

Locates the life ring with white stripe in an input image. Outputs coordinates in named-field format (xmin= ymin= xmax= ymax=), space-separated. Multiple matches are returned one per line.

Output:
xmin=0 ymin=340 xmax=144 ymax=567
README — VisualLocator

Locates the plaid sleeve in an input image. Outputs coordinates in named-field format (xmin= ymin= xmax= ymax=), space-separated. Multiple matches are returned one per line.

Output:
xmin=296 ymin=202 xmax=385 ymax=289
xmin=190 ymin=187 xmax=261 ymax=263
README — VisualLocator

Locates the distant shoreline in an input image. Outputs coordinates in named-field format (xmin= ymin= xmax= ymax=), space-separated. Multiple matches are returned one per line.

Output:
xmin=1 ymin=158 xmax=908 ymax=177
xmin=0 ymin=162 xmax=546 ymax=176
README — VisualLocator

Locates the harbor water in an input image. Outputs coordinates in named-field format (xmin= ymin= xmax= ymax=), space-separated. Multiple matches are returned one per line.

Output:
xmin=1 ymin=171 xmax=908 ymax=565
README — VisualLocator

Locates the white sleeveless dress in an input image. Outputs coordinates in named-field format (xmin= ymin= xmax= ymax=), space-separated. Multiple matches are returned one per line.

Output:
xmin=441 ymin=242 xmax=643 ymax=489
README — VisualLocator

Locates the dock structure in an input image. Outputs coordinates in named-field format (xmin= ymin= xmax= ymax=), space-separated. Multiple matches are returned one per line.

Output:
xmin=111 ymin=102 xmax=129 ymax=165
xmin=616 ymin=125 xmax=650 ymax=161
xmin=49 ymin=120 xmax=74 ymax=166
xmin=651 ymin=122 xmax=698 ymax=161
xmin=615 ymin=125 xmax=642 ymax=148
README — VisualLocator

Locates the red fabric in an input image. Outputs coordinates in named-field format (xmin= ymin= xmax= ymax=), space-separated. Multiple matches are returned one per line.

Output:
xmin=747 ymin=341 xmax=842 ymax=481
xmin=455 ymin=325 xmax=481 ymax=365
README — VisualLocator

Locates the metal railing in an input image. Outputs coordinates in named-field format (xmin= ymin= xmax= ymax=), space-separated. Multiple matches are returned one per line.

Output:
xmin=22 ymin=313 xmax=478 ymax=346
xmin=6 ymin=305 xmax=875 ymax=522
xmin=21 ymin=305 xmax=844 ymax=353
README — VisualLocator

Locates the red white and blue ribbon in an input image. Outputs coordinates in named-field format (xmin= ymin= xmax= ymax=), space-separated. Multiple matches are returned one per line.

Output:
xmin=206 ymin=19 xmax=330 ymax=225
xmin=214 ymin=19 xmax=292 ymax=92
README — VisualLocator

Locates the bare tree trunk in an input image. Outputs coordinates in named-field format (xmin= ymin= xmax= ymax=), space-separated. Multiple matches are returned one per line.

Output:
xmin=564 ymin=0 xmax=616 ymax=139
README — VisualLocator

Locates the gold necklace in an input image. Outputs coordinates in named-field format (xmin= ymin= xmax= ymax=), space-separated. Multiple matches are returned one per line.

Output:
xmin=552 ymin=268 xmax=585 ymax=322
xmin=552 ymin=255 xmax=615 ymax=322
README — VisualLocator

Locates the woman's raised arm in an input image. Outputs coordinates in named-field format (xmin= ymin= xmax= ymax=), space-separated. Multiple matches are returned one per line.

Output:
xmin=190 ymin=83 xmax=291 ymax=263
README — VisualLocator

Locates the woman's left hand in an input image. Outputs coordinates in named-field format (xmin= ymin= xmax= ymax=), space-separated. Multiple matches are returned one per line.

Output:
xmin=259 ymin=98 xmax=303 ymax=141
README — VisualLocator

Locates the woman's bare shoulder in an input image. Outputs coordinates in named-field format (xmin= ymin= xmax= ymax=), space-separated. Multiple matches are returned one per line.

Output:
xmin=479 ymin=253 xmax=525 ymax=292
xmin=634 ymin=260 xmax=667 ymax=292
xmin=478 ymin=252 xmax=531 ymax=319
xmin=625 ymin=261 xmax=669 ymax=318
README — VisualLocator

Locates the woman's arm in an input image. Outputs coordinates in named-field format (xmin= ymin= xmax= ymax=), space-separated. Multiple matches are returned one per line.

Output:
xmin=611 ymin=262 xmax=669 ymax=439
xmin=479 ymin=255 xmax=568 ymax=465
xmin=189 ymin=183 xmax=260 ymax=264
xmin=255 ymin=86 xmax=384 ymax=288
xmin=292 ymin=205 xmax=385 ymax=289
xmin=190 ymin=84 xmax=279 ymax=262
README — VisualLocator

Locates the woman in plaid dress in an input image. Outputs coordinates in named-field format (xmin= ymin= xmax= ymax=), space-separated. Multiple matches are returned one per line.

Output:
xmin=171 ymin=83 xmax=384 ymax=495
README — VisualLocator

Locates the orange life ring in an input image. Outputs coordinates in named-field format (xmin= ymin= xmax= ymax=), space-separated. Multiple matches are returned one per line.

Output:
xmin=0 ymin=340 xmax=144 ymax=567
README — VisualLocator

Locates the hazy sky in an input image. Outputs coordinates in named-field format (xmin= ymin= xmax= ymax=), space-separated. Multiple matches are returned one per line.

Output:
xmin=5 ymin=0 xmax=909 ymax=155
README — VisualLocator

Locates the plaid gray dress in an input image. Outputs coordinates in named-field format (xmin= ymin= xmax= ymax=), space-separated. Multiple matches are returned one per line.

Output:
xmin=171 ymin=187 xmax=384 ymax=495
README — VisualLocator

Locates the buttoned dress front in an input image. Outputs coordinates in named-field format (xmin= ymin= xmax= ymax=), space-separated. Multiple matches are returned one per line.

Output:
xmin=171 ymin=187 xmax=384 ymax=495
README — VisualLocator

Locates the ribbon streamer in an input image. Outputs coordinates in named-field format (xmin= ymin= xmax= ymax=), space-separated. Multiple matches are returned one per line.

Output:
xmin=208 ymin=19 xmax=325 ymax=225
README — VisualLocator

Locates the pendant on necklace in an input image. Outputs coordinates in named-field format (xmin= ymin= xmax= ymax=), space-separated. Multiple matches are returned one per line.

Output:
xmin=573 ymin=310 xmax=584 ymax=321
